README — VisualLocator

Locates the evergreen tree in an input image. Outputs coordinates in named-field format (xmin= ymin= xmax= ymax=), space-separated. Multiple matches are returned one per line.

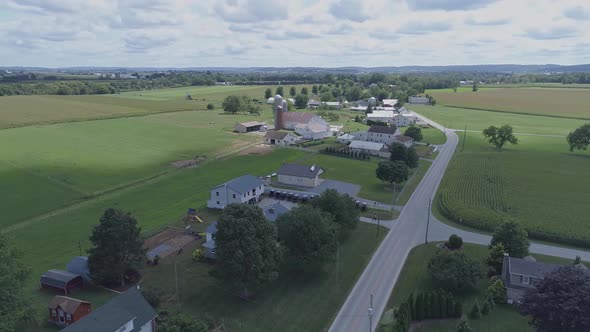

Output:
xmin=454 ymin=300 xmax=463 ymax=317
xmin=432 ymin=291 xmax=440 ymax=318
xmin=456 ymin=315 xmax=472 ymax=332
xmin=481 ymin=300 xmax=491 ymax=315
xmin=408 ymin=293 xmax=415 ymax=321
xmin=440 ymin=291 xmax=448 ymax=318
xmin=469 ymin=301 xmax=481 ymax=319
xmin=424 ymin=292 xmax=432 ymax=319
xmin=446 ymin=294 xmax=455 ymax=317
xmin=415 ymin=293 xmax=425 ymax=320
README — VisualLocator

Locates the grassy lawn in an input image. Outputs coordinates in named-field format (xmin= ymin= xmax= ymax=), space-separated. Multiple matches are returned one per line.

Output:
xmin=380 ymin=243 xmax=581 ymax=332
xmin=396 ymin=160 xmax=432 ymax=205
xmin=425 ymin=87 xmax=590 ymax=120
xmin=419 ymin=127 xmax=447 ymax=145
xmin=360 ymin=208 xmax=400 ymax=220
xmin=140 ymin=222 xmax=388 ymax=332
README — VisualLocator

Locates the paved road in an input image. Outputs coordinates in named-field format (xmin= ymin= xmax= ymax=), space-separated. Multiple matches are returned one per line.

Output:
xmin=328 ymin=113 xmax=590 ymax=332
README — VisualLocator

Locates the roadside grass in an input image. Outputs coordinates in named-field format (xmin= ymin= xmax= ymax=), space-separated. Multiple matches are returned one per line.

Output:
xmin=419 ymin=127 xmax=447 ymax=145
xmin=396 ymin=160 xmax=432 ymax=205
xmin=360 ymin=208 xmax=400 ymax=220
xmin=380 ymin=243 xmax=582 ymax=332
xmin=139 ymin=222 xmax=388 ymax=332
xmin=435 ymin=129 xmax=590 ymax=247
xmin=424 ymin=87 xmax=590 ymax=120
xmin=411 ymin=105 xmax=588 ymax=136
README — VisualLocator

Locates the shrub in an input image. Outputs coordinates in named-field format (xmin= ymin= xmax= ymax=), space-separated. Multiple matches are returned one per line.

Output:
xmin=447 ymin=234 xmax=463 ymax=250
xmin=454 ymin=300 xmax=463 ymax=317
xmin=481 ymin=300 xmax=491 ymax=315
xmin=141 ymin=287 xmax=163 ymax=308
xmin=487 ymin=279 xmax=507 ymax=304
xmin=153 ymin=255 xmax=160 ymax=265
xmin=469 ymin=301 xmax=481 ymax=319
xmin=456 ymin=315 xmax=472 ymax=332
xmin=206 ymin=103 xmax=214 ymax=110
xmin=192 ymin=249 xmax=204 ymax=262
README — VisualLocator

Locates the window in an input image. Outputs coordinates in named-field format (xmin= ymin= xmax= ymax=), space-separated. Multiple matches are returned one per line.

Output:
xmin=216 ymin=191 xmax=219 ymax=197
xmin=232 ymin=194 xmax=236 ymax=199
xmin=66 ymin=314 xmax=72 ymax=321
xmin=216 ymin=201 xmax=220 ymax=205
xmin=51 ymin=310 xmax=57 ymax=317
xmin=523 ymin=276 xmax=530 ymax=284
xmin=211 ymin=249 xmax=216 ymax=254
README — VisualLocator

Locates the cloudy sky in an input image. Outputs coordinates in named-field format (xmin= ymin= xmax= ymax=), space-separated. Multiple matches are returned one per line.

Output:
xmin=1 ymin=0 xmax=590 ymax=68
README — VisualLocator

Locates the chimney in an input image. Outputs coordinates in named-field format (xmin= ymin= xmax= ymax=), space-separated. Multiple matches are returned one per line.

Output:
xmin=310 ymin=165 xmax=315 ymax=172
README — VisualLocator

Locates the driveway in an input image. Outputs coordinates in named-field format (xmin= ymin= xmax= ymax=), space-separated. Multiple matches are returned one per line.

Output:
xmin=311 ymin=180 xmax=361 ymax=196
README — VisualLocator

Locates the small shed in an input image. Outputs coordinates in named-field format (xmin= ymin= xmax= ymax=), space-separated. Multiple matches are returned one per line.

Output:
xmin=234 ymin=121 xmax=264 ymax=133
xmin=66 ymin=256 xmax=91 ymax=284
xmin=203 ymin=222 xmax=218 ymax=259
xmin=48 ymin=296 xmax=91 ymax=327
xmin=40 ymin=270 xmax=83 ymax=296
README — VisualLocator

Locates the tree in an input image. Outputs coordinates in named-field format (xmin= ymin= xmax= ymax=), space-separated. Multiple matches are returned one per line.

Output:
xmin=454 ymin=300 xmax=463 ymax=317
xmin=365 ymin=104 xmax=373 ymax=114
xmin=415 ymin=293 xmax=425 ymax=320
xmin=472 ymin=82 xmax=478 ymax=92
xmin=0 ymin=234 xmax=33 ymax=331
xmin=213 ymin=204 xmax=281 ymax=297
xmin=347 ymin=86 xmax=362 ymax=101
xmin=158 ymin=312 xmax=208 ymax=332
xmin=456 ymin=315 xmax=472 ymax=332
xmin=277 ymin=205 xmax=338 ymax=273
xmin=264 ymin=88 xmax=272 ymax=99
xmin=206 ymin=103 xmax=214 ymax=110
xmin=404 ymin=126 xmax=423 ymax=141
xmin=88 ymin=208 xmax=145 ymax=287
xmin=519 ymin=266 xmax=590 ymax=332
xmin=406 ymin=146 xmax=419 ymax=168
xmin=294 ymin=93 xmax=309 ymax=109
xmin=482 ymin=125 xmax=518 ymax=149
xmin=222 ymin=95 xmax=242 ymax=114
xmin=574 ymin=255 xmax=582 ymax=265
xmin=447 ymin=234 xmax=463 ymax=250
xmin=275 ymin=86 xmax=284 ymax=96
xmin=428 ymin=251 xmax=482 ymax=291
xmin=389 ymin=142 xmax=408 ymax=163
xmin=376 ymin=160 xmax=409 ymax=188
xmin=490 ymin=221 xmax=530 ymax=257
xmin=567 ymin=123 xmax=590 ymax=151
xmin=481 ymin=300 xmax=490 ymax=315
xmin=311 ymin=85 xmax=318 ymax=94
xmin=469 ymin=301 xmax=481 ymax=319
xmin=486 ymin=279 xmax=506 ymax=304
xmin=408 ymin=293 xmax=416 ymax=320
xmin=289 ymin=86 xmax=296 ymax=97
xmin=301 ymin=87 xmax=308 ymax=95
xmin=486 ymin=243 xmax=505 ymax=274
xmin=309 ymin=189 xmax=359 ymax=234
xmin=320 ymin=91 xmax=333 ymax=102
xmin=424 ymin=292 xmax=432 ymax=318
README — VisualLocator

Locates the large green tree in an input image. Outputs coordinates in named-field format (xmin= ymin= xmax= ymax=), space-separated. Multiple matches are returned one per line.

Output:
xmin=482 ymin=125 xmax=518 ymax=149
xmin=264 ymin=88 xmax=272 ymax=99
xmin=294 ymin=93 xmax=309 ymax=109
xmin=213 ymin=204 xmax=281 ymax=297
xmin=222 ymin=95 xmax=242 ymax=114
xmin=158 ymin=312 xmax=208 ymax=332
xmin=88 ymin=208 xmax=146 ymax=287
xmin=428 ymin=250 xmax=482 ymax=291
xmin=520 ymin=266 xmax=590 ymax=332
xmin=277 ymin=205 xmax=339 ymax=273
xmin=289 ymin=86 xmax=296 ymax=97
xmin=486 ymin=243 xmax=506 ymax=274
xmin=301 ymin=87 xmax=308 ymax=95
xmin=275 ymin=86 xmax=284 ymax=96
xmin=0 ymin=234 xmax=33 ymax=332
xmin=406 ymin=146 xmax=419 ymax=168
xmin=312 ymin=85 xmax=318 ymax=94
xmin=566 ymin=123 xmax=590 ymax=151
xmin=376 ymin=160 xmax=409 ymax=187
xmin=309 ymin=189 xmax=359 ymax=235
xmin=347 ymin=86 xmax=362 ymax=101
xmin=490 ymin=221 xmax=530 ymax=257
xmin=404 ymin=126 xmax=423 ymax=141
xmin=389 ymin=142 xmax=408 ymax=162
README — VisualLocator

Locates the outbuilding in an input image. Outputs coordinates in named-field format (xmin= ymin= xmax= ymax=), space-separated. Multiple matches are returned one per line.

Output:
xmin=348 ymin=140 xmax=389 ymax=158
xmin=40 ymin=270 xmax=83 ymax=296
xmin=48 ymin=296 xmax=91 ymax=327
xmin=66 ymin=256 xmax=91 ymax=284
xmin=264 ymin=130 xmax=298 ymax=146
xmin=234 ymin=121 xmax=264 ymax=133
xmin=277 ymin=163 xmax=323 ymax=188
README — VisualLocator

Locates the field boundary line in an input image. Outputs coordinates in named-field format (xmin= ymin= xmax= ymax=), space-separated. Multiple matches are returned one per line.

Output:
xmin=438 ymin=104 xmax=590 ymax=121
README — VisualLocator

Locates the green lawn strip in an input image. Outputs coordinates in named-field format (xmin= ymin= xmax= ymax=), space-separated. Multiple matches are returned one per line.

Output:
xmin=419 ymin=127 xmax=447 ymax=145
xmin=360 ymin=208 xmax=400 ymax=220
xmin=9 ymin=149 xmax=306 ymax=323
xmin=140 ymin=222 xmax=388 ymax=332
xmin=380 ymin=243 xmax=582 ymax=332
xmin=396 ymin=160 xmax=432 ymax=205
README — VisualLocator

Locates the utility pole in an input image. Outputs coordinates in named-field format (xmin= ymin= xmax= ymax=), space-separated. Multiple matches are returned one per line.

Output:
xmin=462 ymin=124 xmax=467 ymax=151
xmin=425 ymin=198 xmax=432 ymax=244
xmin=174 ymin=259 xmax=180 ymax=310
xmin=78 ymin=240 xmax=82 ymax=256
xmin=368 ymin=293 xmax=373 ymax=332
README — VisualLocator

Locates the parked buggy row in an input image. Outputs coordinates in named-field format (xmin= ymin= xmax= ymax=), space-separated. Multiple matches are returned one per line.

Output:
xmin=266 ymin=189 xmax=318 ymax=203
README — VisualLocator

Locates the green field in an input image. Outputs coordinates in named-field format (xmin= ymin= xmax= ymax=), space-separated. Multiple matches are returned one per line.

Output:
xmin=381 ymin=243 xmax=582 ymax=332
xmin=141 ymin=222 xmax=387 ymax=332
xmin=426 ymin=87 xmax=590 ymax=120
xmin=411 ymin=105 xmax=590 ymax=247
xmin=419 ymin=127 xmax=447 ymax=145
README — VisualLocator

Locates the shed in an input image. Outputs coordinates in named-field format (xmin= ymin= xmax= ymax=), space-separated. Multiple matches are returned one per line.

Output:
xmin=48 ymin=296 xmax=91 ymax=327
xmin=40 ymin=270 xmax=83 ymax=295
xmin=66 ymin=256 xmax=90 ymax=283
xmin=234 ymin=121 xmax=264 ymax=133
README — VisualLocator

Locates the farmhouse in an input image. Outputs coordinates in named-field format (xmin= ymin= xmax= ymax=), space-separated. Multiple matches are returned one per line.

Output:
xmin=66 ymin=256 xmax=91 ymax=284
xmin=40 ymin=270 xmax=83 ymax=296
xmin=234 ymin=121 xmax=264 ymax=133
xmin=382 ymin=99 xmax=398 ymax=107
xmin=392 ymin=114 xmax=418 ymax=127
xmin=207 ymin=175 xmax=265 ymax=209
xmin=393 ymin=135 xmax=414 ymax=148
xmin=501 ymin=255 xmax=560 ymax=303
xmin=203 ymin=221 xmax=218 ymax=259
xmin=263 ymin=202 xmax=290 ymax=222
xmin=367 ymin=125 xmax=400 ymax=145
xmin=348 ymin=140 xmax=390 ymax=158
xmin=48 ymin=296 xmax=91 ymax=327
xmin=264 ymin=131 xmax=298 ymax=146
xmin=408 ymin=96 xmax=430 ymax=104
xmin=61 ymin=287 xmax=157 ymax=332
xmin=366 ymin=111 xmax=395 ymax=124
xmin=277 ymin=163 xmax=323 ymax=188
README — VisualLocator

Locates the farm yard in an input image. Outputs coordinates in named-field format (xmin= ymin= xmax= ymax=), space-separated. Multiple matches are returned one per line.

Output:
xmin=425 ymin=87 xmax=590 ymax=120
xmin=412 ymin=104 xmax=590 ymax=247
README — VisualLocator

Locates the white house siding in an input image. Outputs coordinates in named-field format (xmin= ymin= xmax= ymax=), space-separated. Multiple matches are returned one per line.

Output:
xmin=139 ymin=321 xmax=155 ymax=332
xmin=278 ymin=174 xmax=318 ymax=188
xmin=116 ymin=320 xmax=134 ymax=332
xmin=367 ymin=132 xmax=395 ymax=145
xmin=392 ymin=115 xmax=417 ymax=127
xmin=207 ymin=185 xmax=265 ymax=209
xmin=265 ymin=135 xmax=297 ymax=147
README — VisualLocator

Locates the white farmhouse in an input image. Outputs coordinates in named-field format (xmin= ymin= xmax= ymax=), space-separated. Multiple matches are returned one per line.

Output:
xmin=367 ymin=125 xmax=400 ymax=145
xmin=207 ymin=175 xmax=265 ymax=209
xmin=393 ymin=135 xmax=414 ymax=148
xmin=392 ymin=114 xmax=418 ymax=127
xmin=277 ymin=163 xmax=323 ymax=188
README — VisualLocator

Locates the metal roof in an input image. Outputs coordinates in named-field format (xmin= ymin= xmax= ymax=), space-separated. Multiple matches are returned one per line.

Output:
xmin=66 ymin=256 xmax=90 ymax=281
xmin=40 ymin=270 xmax=81 ymax=289
xmin=277 ymin=163 xmax=322 ymax=178
xmin=265 ymin=131 xmax=292 ymax=140
xmin=282 ymin=112 xmax=316 ymax=124
xmin=213 ymin=175 xmax=264 ymax=195
xmin=61 ymin=287 xmax=157 ymax=332
xmin=394 ymin=135 xmax=414 ymax=143
xmin=263 ymin=203 xmax=290 ymax=222
xmin=368 ymin=125 xmax=397 ymax=134
xmin=367 ymin=111 xmax=395 ymax=118
xmin=237 ymin=121 xmax=263 ymax=127
xmin=507 ymin=257 xmax=560 ymax=278
xmin=349 ymin=140 xmax=385 ymax=151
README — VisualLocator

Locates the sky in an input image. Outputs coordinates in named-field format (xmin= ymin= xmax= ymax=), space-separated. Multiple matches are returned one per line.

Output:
xmin=1 ymin=0 xmax=590 ymax=68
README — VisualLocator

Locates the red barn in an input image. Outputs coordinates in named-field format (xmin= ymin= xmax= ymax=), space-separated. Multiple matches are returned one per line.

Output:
xmin=40 ymin=270 xmax=83 ymax=295
xmin=48 ymin=296 xmax=91 ymax=327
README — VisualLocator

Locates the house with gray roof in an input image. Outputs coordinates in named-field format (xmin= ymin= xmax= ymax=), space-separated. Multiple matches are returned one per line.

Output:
xmin=263 ymin=203 xmax=290 ymax=222
xmin=501 ymin=255 xmax=560 ymax=303
xmin=207 ymin=175 xmax=265 ymax=209
xmin=277 ymin=163 xmax=323 ymax=188
xmin=61 ymin=286 xmax=157 ymax=332
xmin=367 ymin=125 xmax=400 ymax=145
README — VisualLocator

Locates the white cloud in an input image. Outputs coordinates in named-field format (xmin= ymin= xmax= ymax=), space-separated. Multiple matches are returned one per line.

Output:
xmin=406 ymin=0 xmax=499 ymax=11
xmin=330 ymin=0 xmax=369 ymax=22
xmin=214 ymin=0 xmax=288 ymax=23
xmin=564 ymin=6 xmax=590 ymax=20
